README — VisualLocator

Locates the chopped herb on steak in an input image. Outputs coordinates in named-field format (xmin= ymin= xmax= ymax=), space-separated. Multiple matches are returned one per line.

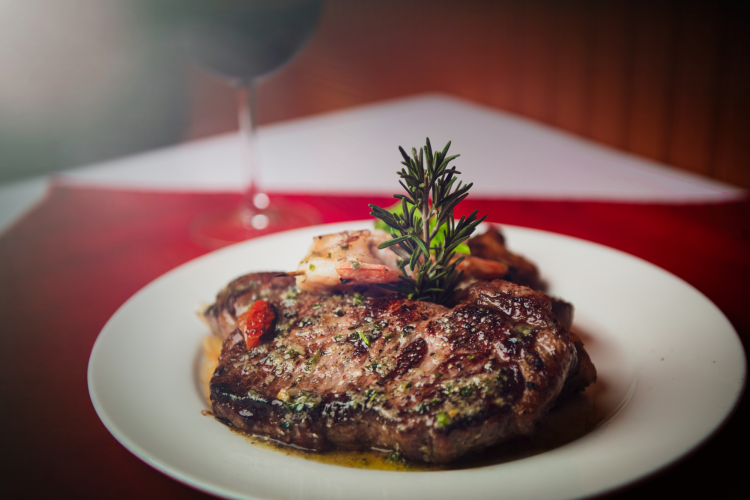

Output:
xmin=206 ymin=273 xmax=595 ymax=463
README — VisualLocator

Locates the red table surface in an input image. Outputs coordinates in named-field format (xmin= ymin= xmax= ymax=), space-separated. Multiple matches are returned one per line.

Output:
xmin=1 ymin=184 xmax=748 ymax=498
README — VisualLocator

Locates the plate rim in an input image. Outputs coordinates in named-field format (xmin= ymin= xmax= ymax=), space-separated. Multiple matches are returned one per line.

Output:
xmin=88 ymin=220 xmax=747 ymax=500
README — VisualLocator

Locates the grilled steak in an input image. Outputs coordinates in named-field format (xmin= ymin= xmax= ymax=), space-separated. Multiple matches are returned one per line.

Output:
xmin=206 ymin=274 xmax=595 ymax=463
xmin=205 ymin=272 xmax=294 ymax=340
xmin=205 ymin=228 xmax=542 ymax=340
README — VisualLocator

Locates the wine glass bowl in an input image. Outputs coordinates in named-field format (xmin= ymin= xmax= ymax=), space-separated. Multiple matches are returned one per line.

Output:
xmin=185 ymin=0 xmax=324 ymax=248
xmin=185 ymin=0 xmax=323 ymax=84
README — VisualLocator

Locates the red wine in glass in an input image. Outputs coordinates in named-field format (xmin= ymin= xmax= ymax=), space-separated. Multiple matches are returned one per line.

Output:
xmin=186 ymin=0 xmax=324 ymax=248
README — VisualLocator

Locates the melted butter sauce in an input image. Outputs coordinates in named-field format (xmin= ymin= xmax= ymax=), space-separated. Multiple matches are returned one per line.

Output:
xmin=205 ymin=384 xmax=602 ymax=472
xmin=200 ymin=335 xmax=603 ymax=471
xmin=232 ymin=432 xmax=418 ymax=471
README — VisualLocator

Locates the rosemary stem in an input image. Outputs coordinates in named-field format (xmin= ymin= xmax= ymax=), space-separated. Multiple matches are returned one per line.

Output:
xmin=369 ymin=138 xmax=481 ymax=305
xmin=422 ymin=182 xmax=430 ymax=253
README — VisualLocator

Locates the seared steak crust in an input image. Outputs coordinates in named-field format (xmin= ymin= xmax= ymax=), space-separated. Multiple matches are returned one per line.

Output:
xmin=208 ymin=274 xmax=593 ymax=463
xmin=204 ymin=272 xmax=295 ymax=339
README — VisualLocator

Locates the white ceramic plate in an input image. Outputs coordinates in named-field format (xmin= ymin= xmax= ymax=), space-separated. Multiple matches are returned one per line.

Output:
xmin=88 ymin=221 xmax=746 ymax=500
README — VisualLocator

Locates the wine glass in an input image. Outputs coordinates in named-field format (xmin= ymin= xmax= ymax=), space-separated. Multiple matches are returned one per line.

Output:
xmin=184 ymin=0 xmax=324 ymax=248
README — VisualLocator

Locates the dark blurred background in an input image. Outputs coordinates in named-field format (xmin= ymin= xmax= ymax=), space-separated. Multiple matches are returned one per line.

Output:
xmin=1 ymin=0 xmax=748 ymax=188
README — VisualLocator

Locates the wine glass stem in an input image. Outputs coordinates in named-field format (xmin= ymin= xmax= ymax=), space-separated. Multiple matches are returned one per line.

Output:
xmin=237 ymin=84 xmax=264 ymax=212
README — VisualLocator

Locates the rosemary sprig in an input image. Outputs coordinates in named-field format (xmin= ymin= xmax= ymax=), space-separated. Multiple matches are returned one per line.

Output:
xmin=369 ymin=138 xmax=486 ymax=304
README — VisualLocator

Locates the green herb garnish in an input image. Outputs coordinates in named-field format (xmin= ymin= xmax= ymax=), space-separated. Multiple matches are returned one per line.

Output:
xmin=435 ymin=411 xmax=452 ymax=427
xmin=356 ymin=331 xmax=370 ymax=346
xmin=304 ymin=351 xmax=321 ymax=371
xmin=374 ymin=202 xmax=471 ymax=255
xmin=369 ymin=138 xmax=485 ymax=304
xmin=514 ymin=325 xmax=533 ymax=336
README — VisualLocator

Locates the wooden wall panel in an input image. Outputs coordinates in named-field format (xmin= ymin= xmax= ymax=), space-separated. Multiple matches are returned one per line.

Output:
xmin=552 ymin=0 xmax=593 ymax=136
xmin=474 ymin=1 xmax=513 ymax=110
xmin=490 ymin=1 xmax=524 ymax=114
xmin=440 ymin=2 xmax=486 ymax=102
xmin=667 ymin=1 xmax=723 ymax=176
xmin=587 ymin=0 xmax=633 ymax=149
xmin=714 ymin=2 xmax=750 ymax=188
xmin=627 ymin=0 xmax=677 ymax=162
xmin=188 ymin=0 xmax=750 ymax=189
xmin=514 ymin=0 xmax=557 ymax=123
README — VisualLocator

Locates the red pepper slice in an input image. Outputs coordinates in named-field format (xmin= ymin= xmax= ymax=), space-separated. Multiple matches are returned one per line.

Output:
xmin=236 ymin=300 xmax=276 ymax=350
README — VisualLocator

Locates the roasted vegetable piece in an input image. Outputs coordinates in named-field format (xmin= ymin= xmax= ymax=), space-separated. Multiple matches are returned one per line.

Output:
xmin=237 ymin=300 xmax=276 ymax=349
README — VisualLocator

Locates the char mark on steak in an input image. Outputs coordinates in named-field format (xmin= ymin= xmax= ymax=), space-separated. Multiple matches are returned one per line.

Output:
xmin=208 ymin=276 xmax=596 ymax=463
